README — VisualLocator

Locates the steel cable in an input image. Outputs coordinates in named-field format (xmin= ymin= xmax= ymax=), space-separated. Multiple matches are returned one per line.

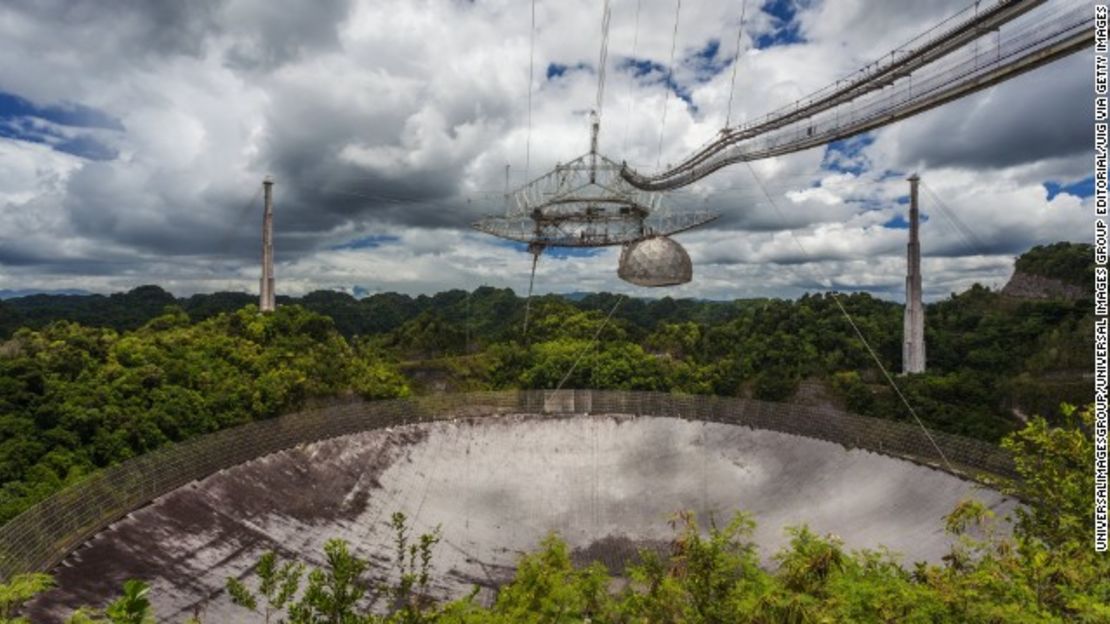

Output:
xmin=656 ymin=0 xmax=683 ymax=168
xmin=743 ymin=161 xmax=956 ymax=473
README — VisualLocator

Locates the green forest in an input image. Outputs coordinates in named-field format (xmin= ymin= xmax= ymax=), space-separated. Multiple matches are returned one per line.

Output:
xmin=0 ymin=241 xmax=1099 ymax=621
xmin=0 ymin=243 xmax=1093 ymax=525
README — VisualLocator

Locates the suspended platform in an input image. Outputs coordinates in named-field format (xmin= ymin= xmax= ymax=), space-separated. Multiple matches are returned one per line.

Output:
xmin=472 ymin=151 xmax=717 ymax=248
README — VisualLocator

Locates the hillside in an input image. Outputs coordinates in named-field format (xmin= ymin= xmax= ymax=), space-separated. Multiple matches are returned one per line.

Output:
xmin=0 ymin=242 xmax=1093 ymax=524
xmin=0 ymin=242 xmax=1102 ymax=623
xmin=1001 ymin=241 xmax=1092 ymax=300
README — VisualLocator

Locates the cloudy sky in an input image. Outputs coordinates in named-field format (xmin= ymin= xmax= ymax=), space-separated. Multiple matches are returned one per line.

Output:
xmin=0 ymin=0 xmax=1094 ymax=302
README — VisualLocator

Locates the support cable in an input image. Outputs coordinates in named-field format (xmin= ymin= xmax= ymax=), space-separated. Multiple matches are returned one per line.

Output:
xmin=522 ymin=0 xmax=537 ymax=338
xmin=624 ymin=0 xmax=1089 ymax=191
xmin=554 ymin=295 xmax=624 ymax=393
xmin=522 ymin=247 xmax=541 ymax=337
xmin=724 ymin=0 xmax=750 ymax=129
xmin=621 ymin=0 xmax=643 ymax=154
xmin=525 ymin=0 xmax=536 ymax=180
xmin=656 ymin=0 xmax=683 ymax=168
xmin=743 ymin=162 xmax=955 ymax=473
xmin=973 ymin=0 xmax=981 ymax=70
xmin=596 ymin=0 xmax=612 ymax=120
xmin=920 ymin=180 xmax=989 ymax=254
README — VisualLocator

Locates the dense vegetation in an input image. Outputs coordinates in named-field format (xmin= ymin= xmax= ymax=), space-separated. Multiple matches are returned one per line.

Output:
xmin=0 ymin=241 xmax=1097 ymax=621
xmin=3 ymin=405 xmax=1103 ymax=623
xmin=0 ymin=243 xmax=1093 ymax=526
xmin=0 ymin=306 xmax=408 ymax=523
xmin=380 ymin=286 xmax=1088 ymax=442
xmin=1014 ymin=242 xmax=1094 ymax=289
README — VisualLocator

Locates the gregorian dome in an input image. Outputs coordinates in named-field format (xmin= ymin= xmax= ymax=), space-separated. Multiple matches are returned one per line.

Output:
xmin=617 ymin=235 xmax=693 ymax=287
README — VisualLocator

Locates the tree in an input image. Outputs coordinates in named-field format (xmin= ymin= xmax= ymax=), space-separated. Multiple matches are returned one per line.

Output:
xmin=226 ymin=552 xmax=303 ymax=624
xmin=0 ymin=306 xmax=409 ymax=524
xmin=0 ymin=573 xmax=52 ymax=624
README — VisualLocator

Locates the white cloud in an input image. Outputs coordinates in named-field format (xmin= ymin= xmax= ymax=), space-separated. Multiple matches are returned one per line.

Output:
xmin=0 ymin=0 xmax=1092 ymax=302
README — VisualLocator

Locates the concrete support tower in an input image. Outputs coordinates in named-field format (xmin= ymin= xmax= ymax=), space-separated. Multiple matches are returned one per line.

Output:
xmin=259 ymin=177 xmax=275 ymax=313
xmin=903 ymin=174 xmax=925 ymax=374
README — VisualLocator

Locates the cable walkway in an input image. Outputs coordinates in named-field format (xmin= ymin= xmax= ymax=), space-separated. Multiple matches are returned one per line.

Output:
xmin=621 ymin=0 xmax=1091 ymax=190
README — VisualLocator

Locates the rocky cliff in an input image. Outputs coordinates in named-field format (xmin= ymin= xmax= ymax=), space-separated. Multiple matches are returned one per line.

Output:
xmin=1000 ymin=270 xmax=1085 ymax=301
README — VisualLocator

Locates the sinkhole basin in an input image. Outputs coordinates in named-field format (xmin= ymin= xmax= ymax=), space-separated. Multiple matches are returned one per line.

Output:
xmin=26 ymin=412 xmax=1016 ymax=623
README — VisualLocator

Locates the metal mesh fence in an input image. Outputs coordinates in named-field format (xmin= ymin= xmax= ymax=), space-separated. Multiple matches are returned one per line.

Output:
xmin=0 ymin=389 xmax=1017 ymax=581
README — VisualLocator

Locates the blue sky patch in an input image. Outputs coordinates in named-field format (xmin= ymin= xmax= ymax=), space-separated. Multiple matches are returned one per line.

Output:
xmin=331 ymin=234 xmax=401 ymax=250
xmin=619 ymin=57 xmax=694 ymax=109
xmin=621 ymin=58 xmax=665 ymax=79
xmin=0 ymin=90 xmax=122 ymax=160
xmin=508 ymin=242 xmax=602 ymax=259
xmin=0 ymin=91 xmax=124 ymax=131
xmin=883 ymin=214 xmax=909 ymax=229
xmin=1044 ymin=176 xmax=1094 ymax=200
xmin=755 ymin=0 xmax=806 ymax=49
xmin=686 ymin=39 xmax=730 ymax=83
xmin=821 ymin=134 xmax=874 ymax=175
xmin=547 ymin=62 xmax=591 ymax=80
xmin=884 ymin=206 xmax=929 ymax=229
xmin=546 ymin=246 xmax=602 ymax=259
xmin=694 ymin=39 xmax=721 ymax=61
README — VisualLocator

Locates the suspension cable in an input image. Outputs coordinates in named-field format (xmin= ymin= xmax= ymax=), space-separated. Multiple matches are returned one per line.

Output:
xmin=596 ymin=0 xmax=612 ymax=120
xmin=525 ymin=0 xmax=536 ymax=180
xmin=522 ymin=246 xmax=541 ymax=337
xmin=656 ymin=0 xmax=683 ymax=168
xmin=743 ymin=161 xmax=955 ymax=473
xmin=626 ymin=0 xmax=1089 ymax=191
xmin=920 ymin=179 xmax=989 ymax=254
xmin=621 ymin=0 xmax=643 ymax=154
xmin=724 ymin=0 xmax=750 ymax=129
xmin=554 ymin=295 xmax=624 ymax=393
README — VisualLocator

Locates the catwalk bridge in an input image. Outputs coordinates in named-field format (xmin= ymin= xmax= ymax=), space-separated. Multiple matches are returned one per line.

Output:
xmin=621 ymin=0 xmax=1092 ymax=190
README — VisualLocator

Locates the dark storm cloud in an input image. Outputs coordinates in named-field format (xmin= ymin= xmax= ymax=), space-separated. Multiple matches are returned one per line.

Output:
xmin=223 ymin=0 xmax=353 ymax=71
xmin=0 ymin=91 xmax=124 ymax=132
xmin=2 ymin=0 xmax=354 ymax=89
xmin=54 ymin=133 xmax=486 ymax=263
xmin=240 ymin=38 xmax=519 ymax=238
xmin=23 ymin=258 xmax=141 ymax=277
xmin=0 ymin=242 xmax=51 ymax=267
xmin=268 ymin=140 xmax=461 ymax=225
xmin=8 ymin=0 xmax=223 ymax=60
xmin=0 ymin=230 xmax=151 ymax=275
xmin=57 ymin=146 xmax=483 ymax=265
xmin=57 ymin=165 xmax=348 ymax=261
xmin=259 ymin=122 xmax=480 ymax=236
